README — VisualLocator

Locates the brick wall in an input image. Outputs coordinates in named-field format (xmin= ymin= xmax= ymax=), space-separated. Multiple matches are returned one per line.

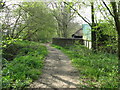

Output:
xmin=52 ymin=38 xmax=84 ymax=47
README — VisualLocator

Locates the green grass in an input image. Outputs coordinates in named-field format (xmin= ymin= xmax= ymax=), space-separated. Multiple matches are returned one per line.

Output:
xmin=52 ymin=44 xmax=118 ymax=88
xmin=2 ymin=40 xmax=48 ymax=89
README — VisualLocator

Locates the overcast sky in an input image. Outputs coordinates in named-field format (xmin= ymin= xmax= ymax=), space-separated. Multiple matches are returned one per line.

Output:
xmin=4 ymin=0 xmax=114 ymax=25
xmin=4 ymin=0 xmax=92 ymax=24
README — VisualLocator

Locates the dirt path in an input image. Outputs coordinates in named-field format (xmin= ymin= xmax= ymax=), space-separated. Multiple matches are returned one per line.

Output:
xmin=30 ymin=44 xmax=80 ymax=88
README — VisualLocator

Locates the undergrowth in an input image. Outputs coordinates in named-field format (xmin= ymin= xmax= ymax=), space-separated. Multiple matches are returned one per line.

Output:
xmin=52 ymin=44 xmax=118 ymax=88
xmin=2 ymin=39 xmax=48 ymax=89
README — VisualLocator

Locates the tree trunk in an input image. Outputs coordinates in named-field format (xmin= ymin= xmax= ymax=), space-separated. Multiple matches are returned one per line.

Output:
xmin=63 ymin=23 xmax=68 ymax=38
xmin=118 ymin=32 xmax=120 ymax=59
xmin=58 ymin=22 xmax=62 ymax=37
xmin=118 ymin=27 xmax=120 ymax=88
xmin=91 ymin=2 xmax=96 ymax=51
xmin=111 ymin=2 xmax=120 ymax=87
xmin=118 ymin=2 xmax=120 ymax=61
xmin=111 ymin=1 xmax=120 ymax=58
xmin=116 ymin=23 xmax=120 ymax=60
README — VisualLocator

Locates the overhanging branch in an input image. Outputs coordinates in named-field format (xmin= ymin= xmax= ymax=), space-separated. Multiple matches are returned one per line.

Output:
xmin=101 ymin=0 xmax=114 ymax=17
xmin=64 ymin=2 xmax=92 ymax=27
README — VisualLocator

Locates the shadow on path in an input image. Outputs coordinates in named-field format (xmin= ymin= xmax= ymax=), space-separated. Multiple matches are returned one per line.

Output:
xmin=30 ymin=44 xmax=80 ymax=88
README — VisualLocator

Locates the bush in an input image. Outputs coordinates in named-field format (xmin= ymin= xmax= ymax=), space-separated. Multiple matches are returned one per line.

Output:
xmin=2 ymin=40 xmax=48 ymax=89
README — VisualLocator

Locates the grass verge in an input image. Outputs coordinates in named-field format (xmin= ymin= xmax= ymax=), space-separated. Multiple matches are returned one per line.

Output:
xmin=52 ymin=44 xmax=118 ymax=88
xmin=2 ymin=40 xmax=48 ymax=89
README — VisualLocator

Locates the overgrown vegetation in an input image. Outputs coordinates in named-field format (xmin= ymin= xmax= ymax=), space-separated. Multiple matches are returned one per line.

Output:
xmin=1 ymin=0 xmax=119 ymax=89
xmin=2 ymin=39 xmax=48 ymax=89
xmin=1 ymin=1 xmax=57 ymax=43
xmin=52 ymin=44 xmax=118 ymax=88
xmin=95 ymin=22 xmax=117 ymax=53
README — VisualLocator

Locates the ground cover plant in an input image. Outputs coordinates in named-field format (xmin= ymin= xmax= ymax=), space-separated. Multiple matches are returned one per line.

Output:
xmin=2 ymin=39 xmax=48 ymax=89
xmin=52 ymin=44 xmax=118 ymax=88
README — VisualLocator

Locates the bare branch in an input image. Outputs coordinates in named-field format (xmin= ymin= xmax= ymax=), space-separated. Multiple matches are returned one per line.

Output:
xmin=64 ymin=2 xmax=92 ymax=27
xmin=14 ymin=25 xmax=28 ymax=38
xmin=11 ymin=8 xmax=22 ymax=37
xmin=97 ymin=0 xmax=114 ymax=25
xmin=101 ymin=0 xmax=114 ymax=17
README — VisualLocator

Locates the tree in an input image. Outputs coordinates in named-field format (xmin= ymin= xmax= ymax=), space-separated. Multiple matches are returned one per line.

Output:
xmin=1 ymin=3 xmax=27 ymax=39
xmin=1 ymin=1 xmax=57 ymax=42
xmin=101 ymin=0 xmax=120 ymax=75
xmin=50 ymin=1 xmax=76 ymax=38
xmin=64 ymin=0 xmax=119 ymax=54
xmin=110 ymin=1 xmax=120 ymax=59
xmin=91 ymin=2 xmax=97 ymax=51
xmin=64 ymin=1 xmax=97 ymax=51
xmin=21 ymin=2 xmax=57 ymax=42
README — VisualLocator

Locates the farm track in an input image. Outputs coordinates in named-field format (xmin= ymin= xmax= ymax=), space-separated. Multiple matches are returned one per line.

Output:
xmin=30 ymin=44 xmax=80 ymax=89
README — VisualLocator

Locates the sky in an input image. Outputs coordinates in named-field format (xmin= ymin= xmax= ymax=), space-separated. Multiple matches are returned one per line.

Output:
xmin=4 ymin=0 xmax=120 ymax=2
xmin=4 ymin=0 xmax=92 ymax=24
xmin=3 ymin=0 xmax=114 ymax=25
